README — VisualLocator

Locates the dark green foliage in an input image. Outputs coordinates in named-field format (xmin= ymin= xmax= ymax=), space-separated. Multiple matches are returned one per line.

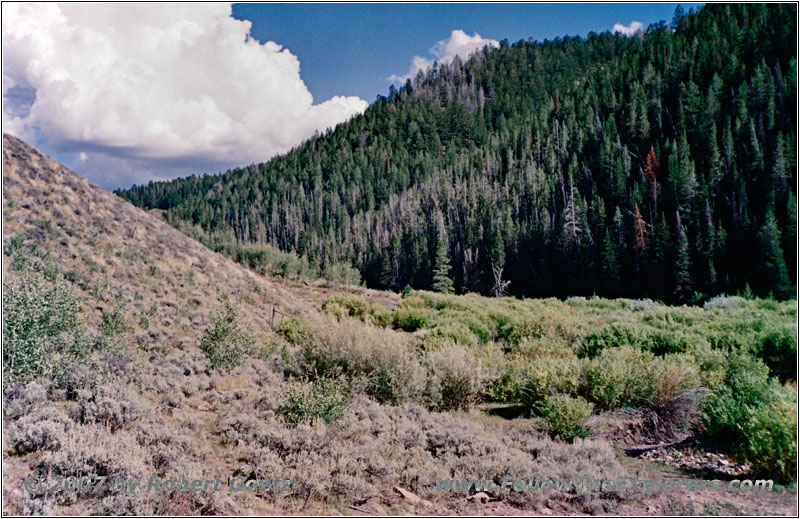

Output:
xmin=673 ymin=218 xmax=693 ymax=304
xmin=756 ymin=208 xmax=792 ymax=299
xmin=118 ymin=4 xmax=797 ymax=302
xmin=392 ymin=307 xmax=432 ymax=332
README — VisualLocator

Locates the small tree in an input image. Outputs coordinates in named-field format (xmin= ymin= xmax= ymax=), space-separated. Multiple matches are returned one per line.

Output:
xmin=757 ymin=208 xmax=792 ymax=298
xmin=431 ymin=238 xmax=454 ymax=294
xmin=200 ymin=299 xmax=254 ymax=371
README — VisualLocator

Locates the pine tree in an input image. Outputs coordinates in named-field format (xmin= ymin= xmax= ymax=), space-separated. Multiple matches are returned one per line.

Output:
xmin=431 ymin=238 xmax=454 ymax=294
xmin=632 ymin=203 xmax=650 ymax=291
xmin=673 ymin=213 xmax=693 ymax=303
xmin=461 ymin=247 xmax=481 ymax=293
xmin=701 ymin=200 xmax=718 ymax=293
xmin=785 ymin=191 xmax=797 ymax=284
xmin=757 ymin=207 xmax=792 ymax=298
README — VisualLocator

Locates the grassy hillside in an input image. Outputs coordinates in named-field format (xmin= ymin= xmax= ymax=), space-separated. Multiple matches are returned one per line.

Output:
xmin=3 ymin=134 xmax=797 ymax=515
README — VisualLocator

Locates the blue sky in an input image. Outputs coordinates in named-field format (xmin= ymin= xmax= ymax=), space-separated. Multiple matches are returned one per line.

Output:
xmin=3 ymin=3 xmax=703 ymax=189
xmin=233 ymin=3 xmax=703 ymax=103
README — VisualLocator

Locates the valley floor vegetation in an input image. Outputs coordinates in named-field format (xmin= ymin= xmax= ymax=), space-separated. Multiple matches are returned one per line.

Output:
xmin=313 ymin=290 xmax=798 ymax=481
xmin=4 ymin=220 xmax=796 ymax=514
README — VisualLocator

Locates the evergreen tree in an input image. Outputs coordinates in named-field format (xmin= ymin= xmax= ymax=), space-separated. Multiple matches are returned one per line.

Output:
xmin=431 ymin=238 xmax=454 ymax=294
xmin=673 ymin=213 xmax=693 ymax=303
xmin=757 ymin=207 xmax=792 ymax=298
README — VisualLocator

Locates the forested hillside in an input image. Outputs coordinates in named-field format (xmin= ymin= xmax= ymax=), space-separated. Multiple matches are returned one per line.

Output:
xmin=118 ymin=4 xmax=797 ymax=302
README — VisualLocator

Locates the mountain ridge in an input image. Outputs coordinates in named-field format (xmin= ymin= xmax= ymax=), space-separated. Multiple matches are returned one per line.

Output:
xmin=118 ymin=3 xmax=797 ymax=303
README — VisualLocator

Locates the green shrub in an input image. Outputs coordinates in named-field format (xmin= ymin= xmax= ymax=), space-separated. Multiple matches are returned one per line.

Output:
xmin=519 ymin=356 xmax=582 ymax=414
xmin=741 ymin=386 xmax=797 ymax=480
xmin=702 ymin=351 xmax=797 ymax=481
xmin=487 ymin=372 xmax=519 ymax=402
xmin=420 ymin=323 xmax=479 ymax=350
xmin=321 ymin=301 xmax=348 ymax=320
xmin=3 ymin=272 xmax=81 ymax=382
xmin=398 ymin=294 xmax=428 ymax=308
xmin=515 ymin=336 xmax=574 ymax=359
xmin=199 ymin=300 xmax=254 ymax=371
xmin=643 ymin=330 xmax=701 ymax=355
xmin=756 ymin=323 xmax=797 ymax=380
xmin=101 ymin=302 xmax=127 ymax=338
xmin=423 ymin=345 xmax=487 ymax=410
xmin=508 ymin=318 xmax=548 ymax=344
xmin=542 ymin=394 xmax=594 ymax=441
xmin=365 ymin=338 xmax=425 ymax=405
xmin=322 ymin=262 xmax=363 ymax=286
xmin=392 ymin=307 xmax=432 ymax=332
xmin=278 ymin=378 xmax=351 ymax=427
xmin=322 ymin=295 xmax=367 ymax=318
xmin=581 ymin=323 xmax=641 ymax=358
xmin=582 ymin=346 xmax=656 ymax=410
xmin=275 ymin=317 xmax=309 ymax=345
xmin=290 ymin=317 xmax=424 ymax=404
xmin=367 ymin=304 xmax=393 ymax=327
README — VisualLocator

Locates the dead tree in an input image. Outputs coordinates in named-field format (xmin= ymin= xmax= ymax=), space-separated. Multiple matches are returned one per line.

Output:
xmin=490 ymin=264 xmax=510 ymax=298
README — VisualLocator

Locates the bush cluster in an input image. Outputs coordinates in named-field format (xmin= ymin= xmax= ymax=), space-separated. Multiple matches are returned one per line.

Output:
xmin=321 ymin=294 xmax=367 ymax=319
xmin=363 ymin=290 xmax=796 ymax=479
xmin=703 ymin=352 xmax=797 ymax=481
xmin=199 ymin=300 xmax=254 ymax=371
xmin=3 ymin=272 xmax=84 ymax=382
xmin=423 ymin=345 xmax=487 ymax=410
xmin=542 ymin=394 xmax=594 ymax=441
xmin=277 ymin=378 xmax=351 ymax=426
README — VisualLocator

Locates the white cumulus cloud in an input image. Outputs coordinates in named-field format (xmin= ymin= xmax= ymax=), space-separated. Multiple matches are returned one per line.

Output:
xmin=2 ymin=3 xmax=368 ymax=188
xmin=388 ymin=29 xmax=499 ymax=83
xmin=612 ymin=21 xmax=643 ymax=37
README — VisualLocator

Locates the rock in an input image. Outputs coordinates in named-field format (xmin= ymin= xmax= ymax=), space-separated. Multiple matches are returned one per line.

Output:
xmin=392 ymin=486 xmax=431 ymax=507
xmin=360 ymin=499 xmax=387 ymax=515
xmin=467 ymin=492 xmax=491 ymax=503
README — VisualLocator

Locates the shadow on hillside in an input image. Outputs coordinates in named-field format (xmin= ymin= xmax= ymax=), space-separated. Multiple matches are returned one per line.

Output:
xmin=485 ymin=404 xmax=527 ymax=419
